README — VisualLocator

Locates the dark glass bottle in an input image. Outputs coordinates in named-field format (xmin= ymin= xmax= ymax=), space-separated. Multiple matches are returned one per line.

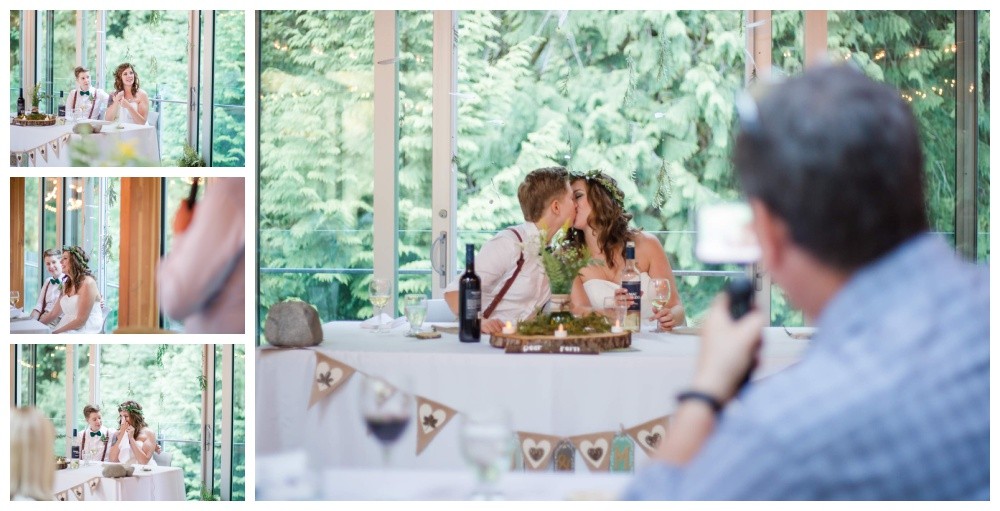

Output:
xmin=57 ymin=91 xmax=65 ymax=117
xmin=17 ymin=87 xmax=25 ymax=116
xmin=71 ymin=428 xmax=80 ymax=459
xmin=458 ymin=244 xmax=481 ymax=342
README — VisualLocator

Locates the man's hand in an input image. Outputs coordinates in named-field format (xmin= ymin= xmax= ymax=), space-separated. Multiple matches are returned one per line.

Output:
xmin=172 ymin=200 xmax=195 ymax=235
xmin=481 ymin=318 xmax=504 ymax=334
xmin=692 ymin=294 xmax=766 ymax=403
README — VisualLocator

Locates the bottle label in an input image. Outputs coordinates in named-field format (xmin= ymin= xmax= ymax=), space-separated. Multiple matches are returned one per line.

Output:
xmin=464 ymin=290 xmax=481 ymax=320
xmin=622 ymin=280 xmax=641 ymax=332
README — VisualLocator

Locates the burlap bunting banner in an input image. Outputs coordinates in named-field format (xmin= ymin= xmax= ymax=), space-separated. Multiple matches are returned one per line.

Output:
xmin=88 ymin=477 xmax=100 ymax=491
xmin=624 ymin=414 xmax=670 ymax=456
xmin=568 ymin=431 xmax=616 ymax=472
xmin=55 ymin=491 xmax=68 ymax=501
xmin=415 ymin=396 xmax=457 ymax=455
xmin=308 ymin=352 xmax=356 ymax=408
xmin=72 ymin=484 xmax=85 ymax=500
xmin=516 ymin=431 xmax=563 ymax=471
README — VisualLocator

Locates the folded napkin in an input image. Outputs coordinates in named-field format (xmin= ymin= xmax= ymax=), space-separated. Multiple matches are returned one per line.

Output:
xmin=10 ymin=307 xmax=23 ymax=319
xmin=359 ymin=313 xmax=408 ymax=330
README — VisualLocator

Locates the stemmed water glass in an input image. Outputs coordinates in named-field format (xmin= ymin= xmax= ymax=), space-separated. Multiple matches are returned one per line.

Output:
xmin=403 ymin=294 xmax=427 ymax=335
xmin=603 ymin=296 xmax=627 ymax=330
xmin=460 ymin=408 xmax=514 ymax=500
xmin=359 ymin=375 xmax=411 ymax=467
xmin=649 ymin=278 xmax=672 ymax=332
xmin=368 ymin=279 xmax=392 ymax=334
xmin=10 ymin=291 xmax=20 ymax=308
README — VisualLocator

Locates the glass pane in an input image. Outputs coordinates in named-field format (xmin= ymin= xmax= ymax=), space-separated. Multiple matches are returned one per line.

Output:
xmin=211 ymin=10 xmax=246 ymax=167
xmin=51 ymin=10 xmax=77 ymax=109
xmin=104 ymin=178 xmax=121 ymax=332
xmin=258 ymin=11 xmax=376 ymax=327
xmin=23 ymin=178 xmax=43 ymax=310
xmin=232 ymin=345 xmax=245 ymax=500
xmin=104 ymin=10 xmax=190 ymax=163
xmin=772 ymin=10 xmax=804 ymax=76
xmin=99 ymin=344 xmax=204 ymax=499
xmin=977 ymin=11 xmax=989 ymax=262
xmin=456 ymin=11 xmax=747 ymax=323
xmin=11 ymin=11 xmax=21 ymax=113
xmin=43 ymin=177 xmax=59 ymax=249
xmin=74 ymin=346 xmax=91 ymax=439
xmin=33 ymin=345 xmax=68 ymax=457
xmin=396 ymin=10 xmax=434 ymax=312
xmin=828 ymin=11 xmax=957 ymax=242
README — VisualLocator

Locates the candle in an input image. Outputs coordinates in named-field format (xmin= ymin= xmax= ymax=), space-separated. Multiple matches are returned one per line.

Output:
xmin=554 ymin=324 xmax=568 ymax=338
xmin=502 ymin=321 xmax=516 ymax=335
xmin=611 ymin=320 xmax=624 ymax=334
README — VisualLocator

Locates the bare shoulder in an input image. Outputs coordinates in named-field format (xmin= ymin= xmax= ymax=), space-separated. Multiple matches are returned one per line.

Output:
xmin=633 ymin=231 xmax=666 ymax=254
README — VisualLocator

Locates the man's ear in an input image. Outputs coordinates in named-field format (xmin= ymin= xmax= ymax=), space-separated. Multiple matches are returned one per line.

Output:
xmin=749 ymin=198 xmax=789 ymax=271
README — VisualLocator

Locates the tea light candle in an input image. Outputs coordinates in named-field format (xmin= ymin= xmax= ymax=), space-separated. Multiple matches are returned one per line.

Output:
xmin=502 ymin=321 xmax=516 ymax=335
xmin=554 ymin=324 xmax=568 ymax=338
xmin=611 ymin=320 xmax=624 ymax=334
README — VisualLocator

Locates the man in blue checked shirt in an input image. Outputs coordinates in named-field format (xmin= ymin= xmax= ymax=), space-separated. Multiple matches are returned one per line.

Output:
xmin=625 ymin=65 xmax=988 ymax=500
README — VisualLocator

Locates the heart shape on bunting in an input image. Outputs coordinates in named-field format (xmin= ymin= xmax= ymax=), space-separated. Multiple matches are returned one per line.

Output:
xmin=516 ymin=432 xmax=562 ymax=471
xmin=625 ymin=415 xmax=670 ymax=457
xmin=72 ymin=484 xmax=85 ymax=500
xmin=415 ymin=396 xmax=456 ymax=455
xmin=307 ymin=353 xmax=355 ymax=408
xmin=569 ymin=431 xmax=615 ymax=472
xmin=56 ymin=491 xmax=68 ymax=501
xmin=89 ymin=477 xmax=100 ymax=491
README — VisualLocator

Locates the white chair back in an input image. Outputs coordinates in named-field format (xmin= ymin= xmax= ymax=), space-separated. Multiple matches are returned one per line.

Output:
xmin=152 ymin=450 xmax=172 ymax=467
xmin=100 ymin=304 xmax=112 ymax=334
xmin=425 ymin=298 xmax=457 ymax=322
xmin=146 ymin=110 xmax=159 ymax=127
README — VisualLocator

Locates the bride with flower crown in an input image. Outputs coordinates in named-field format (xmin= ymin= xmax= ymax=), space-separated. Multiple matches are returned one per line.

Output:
xmin=38 ymin=245 xmax=103 ymax=334
xmin=108 ymin=400 xmax=158 ymax=466
xmin=567 ymin=170 xmax=686 ymax=331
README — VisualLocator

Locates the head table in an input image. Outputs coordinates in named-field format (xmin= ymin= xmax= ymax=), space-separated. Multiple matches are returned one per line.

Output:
xmin=10 ymin=121 xmax=160 ymax=166
xmin=53 ymin=461 xmax=185 ymax=501
xmin=257 ymin=321 xmax=810 ymax=483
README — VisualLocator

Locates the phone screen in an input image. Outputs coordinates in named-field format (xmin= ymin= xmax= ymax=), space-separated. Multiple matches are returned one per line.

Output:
xmin=695 ymin=202 xmax=761 ymax=264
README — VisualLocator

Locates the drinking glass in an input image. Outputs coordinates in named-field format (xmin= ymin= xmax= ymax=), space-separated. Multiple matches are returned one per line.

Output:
xmin=460 ymin=408 xmax=513 ymax=500
xmin=603 ymin=296 xmax=627 ymax=330
xmin=359 ymin=375 xmax=411 ymax=467
xmin=403 ymin=294 xmax=427 ymax=335
xmin=10 ymin=291 xmax=19 ymax=307
xmin=649 ymin=278 xmax=672 ymax=332
xmin=368 ymin=279 xmax=392 ymax=334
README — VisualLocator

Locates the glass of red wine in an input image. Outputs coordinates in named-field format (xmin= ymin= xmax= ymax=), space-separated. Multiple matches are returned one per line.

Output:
xmin=360 ymin=375 xmax=411 ymax=467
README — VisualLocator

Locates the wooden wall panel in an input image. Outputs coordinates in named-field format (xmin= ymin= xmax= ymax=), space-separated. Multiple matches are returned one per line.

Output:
xmin=119 ymin=178 xmax=161 ymax=328
xmin=10 ymin=178 xmax=24 ymax=309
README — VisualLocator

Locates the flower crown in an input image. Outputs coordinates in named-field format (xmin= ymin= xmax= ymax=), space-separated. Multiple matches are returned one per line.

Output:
xmin=62 ymin=245 xmax=90 ymax=269
xmin=572 ymin=169 xmax=625 ymax=209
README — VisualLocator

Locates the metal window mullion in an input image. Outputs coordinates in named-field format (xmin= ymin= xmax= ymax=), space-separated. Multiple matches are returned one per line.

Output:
xmin=200 ymin=345 xmax=216 ymax=497
xmin=96 ymin=11 xmax=105 ymax=91
xmin=188 ymin=11 xmax=199 ymax=150
xmin=745 ymin=10 xmax=773 ymax=324
xmin=45 ymin=10 xmax=54 ymax=113
xmin=431 ymin=11 xmax=458 ymax=299
xmin=65 ymin=344 xmax=76 ymax=458
xmin=221 ymin=345 xmax=233 ymax=500
xmin=955 ymin=11 xmax=978 ymax=260
xmin=255 ymin=11 xmax=261 ymax=341
xmin=200 ymin=10 xmax=216 ymax=166
xmin=373 ymin=11 xmax=400 ymax=313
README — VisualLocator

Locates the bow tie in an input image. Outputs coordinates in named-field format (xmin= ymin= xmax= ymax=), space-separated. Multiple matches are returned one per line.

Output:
xmin=79 ymin=90 xmax=91 ymax=96
xmin=49 ymin=277 xmax=60 ymax=285
xmin=89 ymin=431 xmax=103 ymax=437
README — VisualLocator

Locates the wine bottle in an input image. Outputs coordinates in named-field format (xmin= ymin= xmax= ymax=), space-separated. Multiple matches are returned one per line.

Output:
xmin=58 ymin=91 xmax=66 ymax=117
xmin=458 ymin=243 xmax=481 ymax=342
xmin=621 ymin=241 xmax=641 ymax=332
xmin=17 ymin=87 xmax=25 ymax=116
xmin=71 ymin=428 xmax=80 ymax=459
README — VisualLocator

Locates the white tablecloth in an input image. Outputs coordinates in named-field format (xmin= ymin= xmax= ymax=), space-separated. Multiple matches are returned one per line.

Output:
xmin=54 ymin=462 xmax=185 ymax=501
xmin=10 ymin=122 xmax=160 ymax=166
xmin=10 ymin=317 xmax=51 ymax=334
xmin=256 ymin=322 xmax=810 ymax=473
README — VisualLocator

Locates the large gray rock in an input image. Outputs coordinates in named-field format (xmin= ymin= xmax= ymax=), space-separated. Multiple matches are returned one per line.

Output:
xmin=265 ymin=301 xmax=323 ymax=347
xmin=102 ymin=464 xmax=135 ymax=478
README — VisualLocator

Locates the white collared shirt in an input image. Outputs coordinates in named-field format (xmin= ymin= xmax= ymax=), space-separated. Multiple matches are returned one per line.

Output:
xmin=445 ymin=222 xmax=551 ymax=322
xmin=32 ymin=273 xmax=64 ymax=316
xmin=77 ymin=426 xmax=113 ymax=462
xmin=67 ymin=88 xmax=109 ymax=120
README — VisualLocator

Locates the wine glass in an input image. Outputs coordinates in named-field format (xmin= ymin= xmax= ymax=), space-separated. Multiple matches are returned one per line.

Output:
xmin=368 ymin=278 xmax=392 ymax=334
xmin=10 ymin=291 xmax=19 ymax=308
xmin=359 ymin=375 xmax=411 ymax=467
xmin=460 ymin=408 xmax=513 ymax=500
xmin=403 ymin=294 xmax=427 ymax=335
xmin=649 ymin=278 xmax=672 ymax=332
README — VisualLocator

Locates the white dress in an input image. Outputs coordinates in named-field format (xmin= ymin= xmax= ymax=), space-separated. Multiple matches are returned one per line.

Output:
xmin=117 ymin=99 xmax=141 ymax=124
xmin=53 ymin=294 xmax=103 ymax=334
xmin=115 ymin=434 xmax=158 ymax=466
xmin=582 ymin=272 xmax=656 ymax=319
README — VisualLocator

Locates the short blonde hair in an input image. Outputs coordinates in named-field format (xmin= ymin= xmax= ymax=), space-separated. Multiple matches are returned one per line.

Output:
xmin=10 ymin=407 xmax=55 ymax=501
xmin=517 ymin=166 xmax=570 ymax=222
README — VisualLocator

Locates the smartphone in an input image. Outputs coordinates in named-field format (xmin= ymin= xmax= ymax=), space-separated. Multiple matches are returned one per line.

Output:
xmin=694 ymin=202 xmax=760 ymax=265
xmin=186 ymin=177 xmax=200 ymax=209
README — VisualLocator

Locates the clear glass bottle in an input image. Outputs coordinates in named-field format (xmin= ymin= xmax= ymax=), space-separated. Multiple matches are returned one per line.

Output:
xmin=621 ymin=241 xmax=641 ymax=332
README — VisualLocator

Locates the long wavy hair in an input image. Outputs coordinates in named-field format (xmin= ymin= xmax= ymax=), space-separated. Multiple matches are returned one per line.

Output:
xmin=113 ymin=63 xmax=140 ymax=97
xmin=61 ymin=246 xmax=94 ymax=295
xmin=569 ymin=172 xmax=638 ymax=270
xmin=118 ymin=400 xmax=148 ymax=440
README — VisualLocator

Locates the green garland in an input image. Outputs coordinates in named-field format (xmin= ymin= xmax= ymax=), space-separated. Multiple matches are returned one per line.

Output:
xmin=517 ymin=312 xmax=612 ymax=336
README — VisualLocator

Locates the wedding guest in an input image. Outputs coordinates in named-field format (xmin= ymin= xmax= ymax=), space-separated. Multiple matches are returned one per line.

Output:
xmin=625 ymin=65 xmax=988 ymax=499
xmin=10 ymin=407 xmax=55 ymax=501
xmin=567 ymin=170 xmax=685 ymax=330
xmin=104 ymin=63 xmax=149 ymax=125
xmin=159 ymin=177 xmax=246 ymax=333
xmin=76 ymin=405 xmax=113 ymax=463
xmin=107 ymin=400 xmax=157 ymax=466
xmin=66 ymin=66 xmax=108 ymax=120
xmin=39 ymin=246 xmax=103 ymax=334
xmin=444 ymin=166 xmax=577 ymax=333
xmin=29 ymin=249 xmax=64 ymax=325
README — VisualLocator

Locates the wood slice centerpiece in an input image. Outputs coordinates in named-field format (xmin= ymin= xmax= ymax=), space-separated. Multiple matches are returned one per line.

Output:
xmin=490 ymin=330 xmax=631 ymax=354
xmin=13 ymin=115 xmax=56 ymax=126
